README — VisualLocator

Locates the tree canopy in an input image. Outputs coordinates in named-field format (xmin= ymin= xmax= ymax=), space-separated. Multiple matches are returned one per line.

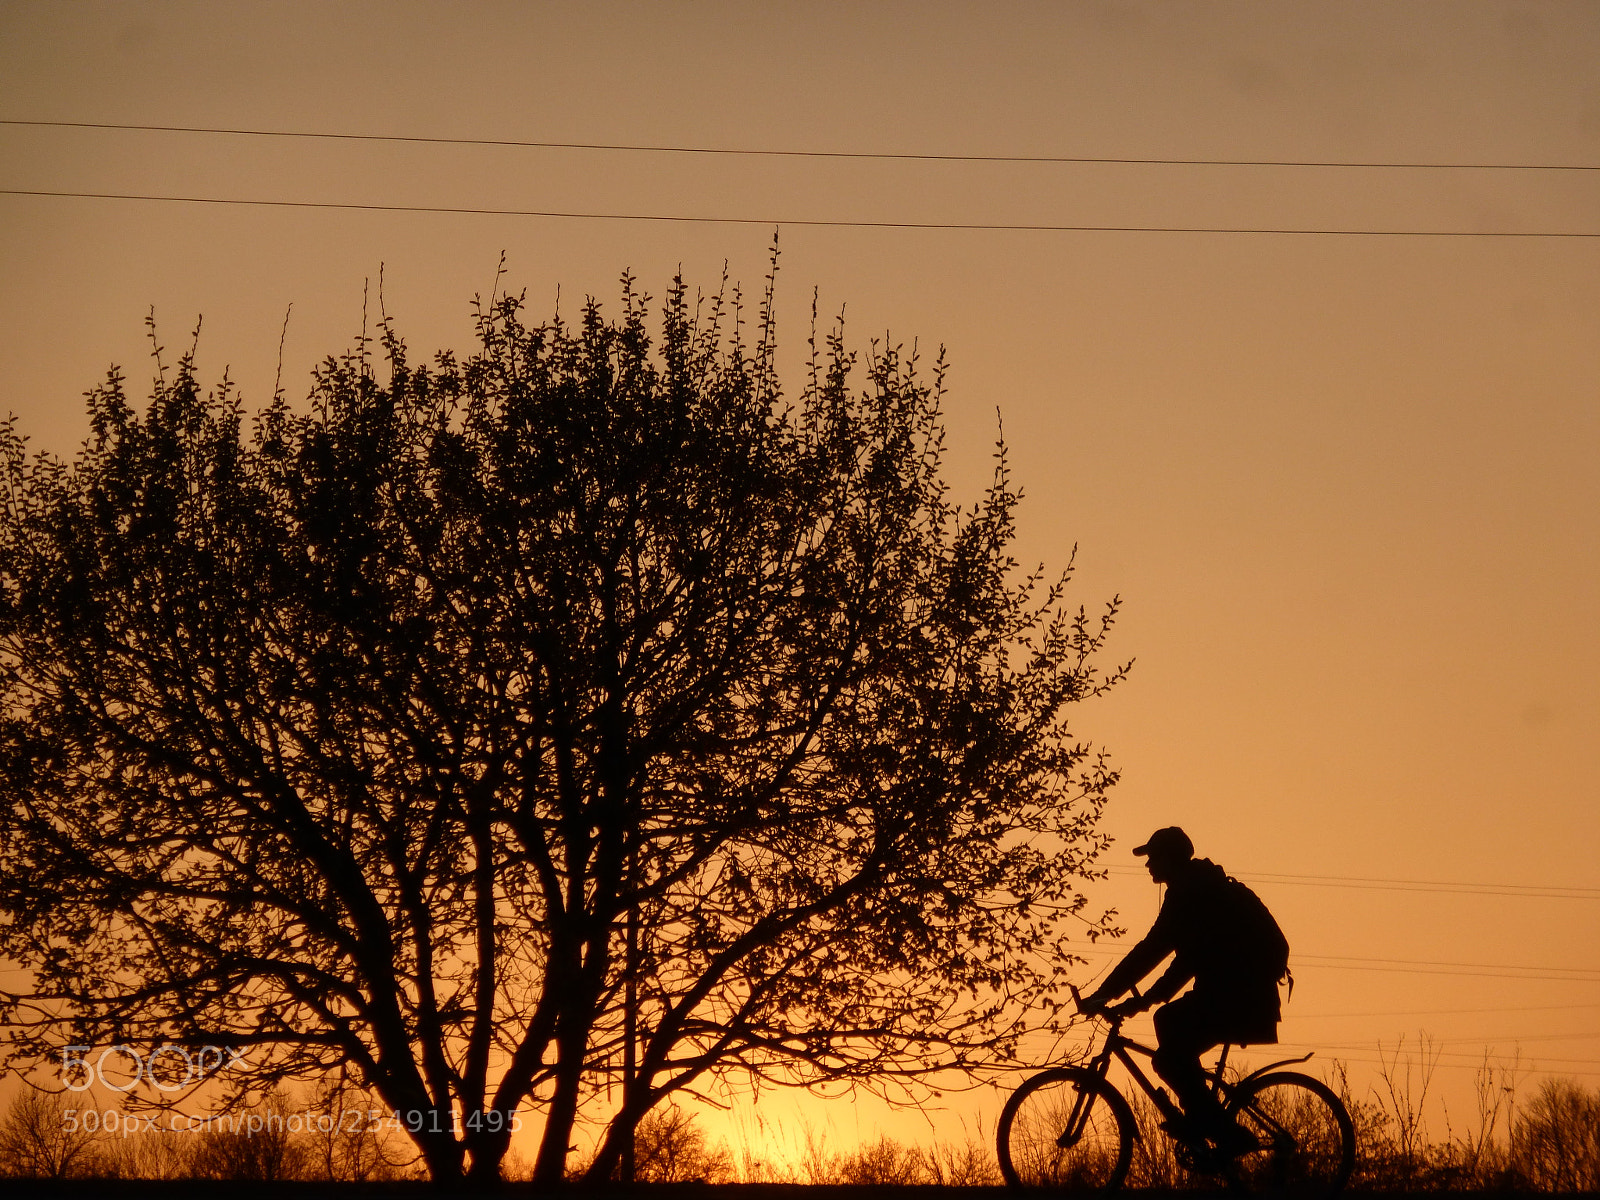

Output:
xmin=0 ymin=264 xmax=1125 ymax=1186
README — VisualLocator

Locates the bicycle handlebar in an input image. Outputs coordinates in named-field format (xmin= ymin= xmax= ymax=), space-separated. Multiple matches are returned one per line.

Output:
xmin=1069 ymin=983 xmax=1146 ymax=1021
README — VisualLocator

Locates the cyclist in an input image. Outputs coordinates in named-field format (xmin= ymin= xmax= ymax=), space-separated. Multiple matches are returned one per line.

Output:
xmin=1079 ymin=827 xmax=1287 ymax=1151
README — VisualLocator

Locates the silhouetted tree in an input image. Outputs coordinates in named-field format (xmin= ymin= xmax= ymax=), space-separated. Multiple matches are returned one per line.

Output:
xmin=627 ymin=1104 xmax=732 ymax=1183
xmin=186 ymin=1089 xmax=307 ymax=1182
xmin=1514 ymin=1078 xmax=1600 ymax=1192
xmin=0 ymin=1087 xmax=104 ymax=1178
xmin=0 ymin=263 xmax=1124 ymax=1186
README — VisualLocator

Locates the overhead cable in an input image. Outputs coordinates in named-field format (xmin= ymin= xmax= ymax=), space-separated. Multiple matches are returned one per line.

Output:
xmin=1062 ymin=939 xmax=1600 ymax=982
xmin=3 ymin=189 xmax=1597 ymax=238
xmin=4 ymin=119 xmax=1597 ymax=172
xmin=1107 ymin=863 xmax=1600 ymax=900
xmin=1292 ymin=1001 xmax=1600 ymax=1019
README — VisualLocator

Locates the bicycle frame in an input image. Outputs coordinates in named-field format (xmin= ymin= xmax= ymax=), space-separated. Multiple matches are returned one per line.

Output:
xmin=1075 ymin=1015 xmax=1315 ymax=1140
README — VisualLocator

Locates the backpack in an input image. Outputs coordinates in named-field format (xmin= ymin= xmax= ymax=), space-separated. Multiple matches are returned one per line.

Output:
xmin=1224 ymin=875 xmax=1291 ymax=994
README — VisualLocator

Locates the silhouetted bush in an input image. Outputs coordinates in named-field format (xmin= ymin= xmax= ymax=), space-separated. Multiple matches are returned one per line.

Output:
xmin=631 ymin=1104 xmax=734 ymax=1182
xmin=185 ymin=1091 xmax=307 ymax=1182
xmin=1511 ymin=1077 xmax=1600 ymax=1192
xmin=0 ymin=1080 xmax=421 ymax=1184
xmin=1327 ymin=1050 xmax=1600 ymax=1193
xmin=0 ymin=1088 xmax=104 ymax=1178
xmin=97 ymin=1124 xmax=191 ymax=1180
xmin=12 ymin=1041 xmax=1596 ymax=1189
xmin=297 ymin=1074 xmax=416 ymax=1182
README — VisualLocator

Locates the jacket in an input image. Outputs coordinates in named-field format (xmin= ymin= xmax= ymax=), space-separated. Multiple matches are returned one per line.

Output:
xmin=1098 ymin=857 xmax=1281 ymax=1044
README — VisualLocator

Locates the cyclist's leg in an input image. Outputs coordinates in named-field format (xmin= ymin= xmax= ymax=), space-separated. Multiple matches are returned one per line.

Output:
xmin=1152 ymin=994 xmax=1231 ymax=1135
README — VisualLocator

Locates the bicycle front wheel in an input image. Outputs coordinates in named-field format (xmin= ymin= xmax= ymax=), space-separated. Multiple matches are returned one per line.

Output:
xmin=998 ymin=1067 xmax=1134 ymax=1195
xmin=1224 ymin=1071 xmax=1355 ymax=1200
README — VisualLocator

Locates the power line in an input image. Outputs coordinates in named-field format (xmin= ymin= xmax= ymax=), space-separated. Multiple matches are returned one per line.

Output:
xmin=1292 ymin=1002 xmax=1600 ymax=1019
xmin=1330 ymin=1057 xmax=1600 ymax=1078
xmin=1382 ymin=1030 xmax=1600 ymax=1047
xmin=1288 ymin=1041 xmax=1600 ymax=1067
xmin=1050 ymin=1034 xmax=1600 ymax=1076
xmin=1299 ymin=960 xmax=1600 ymax=979
xmin=1288 ymin=957 xmax=1600 ymax=984
xmin=1293 ymin=963 xmax=1595 ymax=983
xmin=1107 ymin=864 xmax=1600 ymax=901
xmin=1214 ymin=1043 xmax=1600 ymax=1077
xmin=1243 ymin=870 xmax=1600 ymax=901
xmin=4 ymin=119 xmax=1597 ymax=173
xmin=3 ymin=189 xmax=1597 ymax=238
xmin=1058 ymin=1030 xmax=1600 ymax=1076
xmin=1284 ymin=1030 xmax=1600 ymax=1048
xmin=1063 ymin=939 xmax=1600 ymax=982
xmin=1269 ymin=1042 xmax=1600 ymax=1075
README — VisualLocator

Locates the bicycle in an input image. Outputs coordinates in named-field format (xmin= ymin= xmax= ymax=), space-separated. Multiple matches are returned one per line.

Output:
xmin=997 ymin=987 xmax=1355 ymax=1198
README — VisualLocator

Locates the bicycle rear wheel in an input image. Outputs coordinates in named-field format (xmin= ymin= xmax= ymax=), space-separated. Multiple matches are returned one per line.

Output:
xmin=1224 ymin=1071 xmax=1355 ymax=1200
xmin=998 ymin=1067 xmax=1134 ymax=1195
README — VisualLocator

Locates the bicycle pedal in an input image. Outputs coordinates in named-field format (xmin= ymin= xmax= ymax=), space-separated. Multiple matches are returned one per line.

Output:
xmin=1211 ymin=1124 xmax=1258 ymax=1157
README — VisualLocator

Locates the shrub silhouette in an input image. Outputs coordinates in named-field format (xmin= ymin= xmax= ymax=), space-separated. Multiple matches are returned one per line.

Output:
xmin=0 ymin=1088 xmax=103 ymax=1179
xmin=1513 ymin=1077 xmax=1600 ymax=1192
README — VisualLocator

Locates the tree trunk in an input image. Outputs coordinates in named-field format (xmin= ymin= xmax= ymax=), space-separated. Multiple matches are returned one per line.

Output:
xmin=584 ymin=1097 xmax=644 ymax=1185
xmin=419 ymin=1132 xmax=467 ymax=1188
xmin=532 ymin=1027 xmax=588 ymax=1183
xmin=464 ymin=1133 xmax=509 ymax=1190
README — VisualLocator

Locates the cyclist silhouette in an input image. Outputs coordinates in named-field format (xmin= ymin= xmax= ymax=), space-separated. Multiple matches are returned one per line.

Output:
xmin=1080 ymin=827 xmax=1287 ymax=1149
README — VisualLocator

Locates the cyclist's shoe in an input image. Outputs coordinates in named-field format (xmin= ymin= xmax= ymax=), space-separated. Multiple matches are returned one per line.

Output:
xmin=1161 ymin=1112 xmax=1256 ymax=1158
xmin=1208 ymin=1119 xmax=1258 ymax=1158
xmin=1158 ymin=1112 xmax=1200 ymax=1140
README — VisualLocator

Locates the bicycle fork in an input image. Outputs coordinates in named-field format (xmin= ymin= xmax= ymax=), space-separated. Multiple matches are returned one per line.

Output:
xmin=1055 ymin=1081 xmax=1099 ymax=1150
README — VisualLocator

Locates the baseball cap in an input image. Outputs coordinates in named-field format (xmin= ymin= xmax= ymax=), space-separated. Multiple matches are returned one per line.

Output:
xmin=1132 ymin=826 xmax=1194 ymax=860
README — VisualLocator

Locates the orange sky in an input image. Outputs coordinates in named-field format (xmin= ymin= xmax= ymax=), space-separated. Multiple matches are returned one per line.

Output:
xmin=2 ymin=0 xmax=1596 ymax=1163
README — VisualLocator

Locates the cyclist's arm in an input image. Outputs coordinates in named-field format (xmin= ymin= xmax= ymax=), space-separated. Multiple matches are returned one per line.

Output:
xmin=1141 ymin=956 xmax=1194 ymax=1007
xmin=1085 ymin=934 xmax=1171 ymax=1007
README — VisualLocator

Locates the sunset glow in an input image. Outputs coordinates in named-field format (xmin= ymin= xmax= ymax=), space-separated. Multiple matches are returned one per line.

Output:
xmin=1 ymin=1 xmax=1596 ymax=1179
